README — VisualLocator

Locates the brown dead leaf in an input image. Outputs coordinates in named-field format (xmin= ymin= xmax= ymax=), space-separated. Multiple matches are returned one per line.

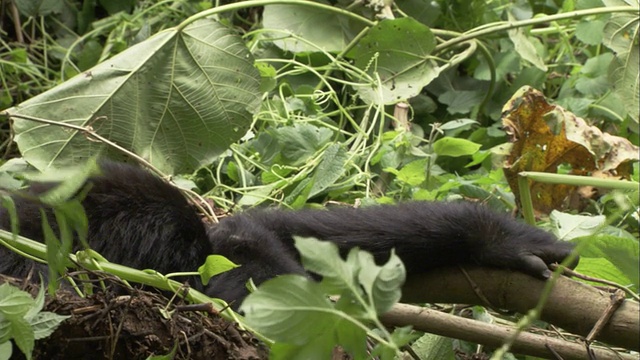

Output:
xmin=502 ymin=86 xmax=639 ymax=214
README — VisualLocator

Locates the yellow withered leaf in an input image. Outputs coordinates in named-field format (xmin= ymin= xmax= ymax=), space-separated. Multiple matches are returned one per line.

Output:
xmin=502 ymin=87 xmax=638 ymax=214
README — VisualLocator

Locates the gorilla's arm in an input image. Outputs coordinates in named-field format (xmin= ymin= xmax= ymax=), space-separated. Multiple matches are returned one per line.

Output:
xmin=250 ymin=203 xmax=574 ymax=278
xmin=206 ymin=203 xmax=575 ymax=302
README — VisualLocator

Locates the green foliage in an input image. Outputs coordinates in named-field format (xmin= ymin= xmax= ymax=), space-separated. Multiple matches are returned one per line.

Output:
xmin=551 ymin=211 xmax=607 ymax=240
xmin=7 ymin=19 xmax=261 ymax=174
xmin=575 ymin=235 xmax=639 ymax=291
xmin=241 ymin=237 xmax=412 ymax=359
xmin=602 ymin=0 xmax=640 ymax=125
xmin=550 ymin=211 xmax=640 ymax=291
xmin=0 ymin=283 xmax=70 ymax=360
xmin=348 ymin=18 xmax=438 ymax=103
xmin=432 ymin=138 xmax=481 ymax=157
xmin=2 ymin=161 xmax=100 ymax=292
xmin=263 ymin=4 xmax=361 ymax=53
xmin=410 ymin=333 xmax=455 ymax=360
xmin=198 ymin=255 xmax=239 ymax=285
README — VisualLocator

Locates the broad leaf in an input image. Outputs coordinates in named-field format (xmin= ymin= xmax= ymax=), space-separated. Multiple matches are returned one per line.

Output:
xmin=408 ymin=333 xmax=455 ymax=360
xmin=294 ymin=237 xmax=405 ymax=314
xmin=0 ymin=341 xmax=11 ymax=360
xmin=575 ymin=19 xmax=606 ymax=45
xmin=9 ymin=317 xmax=34 ymax=360
xmin=575 ymin=257 xmax=636 ymax=292
xmin=602 ymin=7 xmax=639 ymax=124
xmin=397 ymin=159 xmax=427 ymax=186
xmin=0 ymin=316 xmax=10 ymax=344
xmin=242 ymin=276 xmax=371 ymax=359
xmin=550 ymin=211 xmax=606 ymax=240
xmin=575 ymin=234 xmax=640 ymax=289
xmin=575 ymin=53 xmax=615 ymax=97
xmin=14 ymin=0 xmax=63 ymax=17
xmin=270 ymin=124 xmax=333 ymax=166
xmin=263 ymin=4 xmax=359 ymax=53
xmin=240 ymin=275 xmax=367 ymax=353
xmin=356 ymin=250 xmax=405 ymax=314
xmin=198 ymin=255 xmax=239 ymax=284
xmin=507 ymin=12 xmax=547 ymax=71
xmin=438 ymin=90 xmax=485 ymax=115
xmin=348 ymin=18 xmax=438 ymax=104
xmin=7 ymin=19 xmax=261 ymax=174
xmin=432 ymin=138 xmax=481 ymax=157
xmin=0 ymin=284 xmax=35 ymax=319
xmin=293 ymin=237 xmax=355 ymax=294
xmin=309 ymin=143 xmax=349 ymax=197
xmin=28 ymin=312 xmax=70 ymax=340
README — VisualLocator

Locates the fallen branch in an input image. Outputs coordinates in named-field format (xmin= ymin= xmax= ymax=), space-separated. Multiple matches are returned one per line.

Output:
xmin=381 ymin=303 xmax=632 ymax=360
xmin=386 ymin=267 xmax=638 ymax=357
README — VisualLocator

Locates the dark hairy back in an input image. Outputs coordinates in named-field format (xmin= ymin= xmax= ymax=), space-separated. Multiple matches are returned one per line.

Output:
xmin=0 ymin=161 xmax=211 ymax=290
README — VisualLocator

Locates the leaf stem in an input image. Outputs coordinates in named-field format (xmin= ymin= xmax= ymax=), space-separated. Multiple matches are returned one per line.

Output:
xmin=435 ymin=6 xmax=639 ymax=52
xmin=178 ymin=0 xmax=376 ymax=31
xmin=0 ymin=113 xmax=218 ymax=222
xmin=0 ymin=230 xmax=263 ymax=338
xmin=519 ymin=172 xmax=640 ymax=190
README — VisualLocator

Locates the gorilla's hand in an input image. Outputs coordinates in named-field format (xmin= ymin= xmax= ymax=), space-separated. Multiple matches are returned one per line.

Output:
xmin=476 ymin=222 xmax=577 ymax=279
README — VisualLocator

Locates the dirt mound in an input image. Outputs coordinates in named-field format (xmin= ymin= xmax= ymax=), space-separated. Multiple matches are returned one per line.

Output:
xmin=1 ymin=275 xmax=267 ymax=360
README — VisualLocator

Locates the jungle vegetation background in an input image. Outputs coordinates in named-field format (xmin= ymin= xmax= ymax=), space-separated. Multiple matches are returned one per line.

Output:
xmin=0 ymin=0 xmax=639 ymax=359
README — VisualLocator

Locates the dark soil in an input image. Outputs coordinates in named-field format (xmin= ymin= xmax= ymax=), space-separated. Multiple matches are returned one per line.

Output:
xmin=1 ymin=275 xmax=267 ymax=360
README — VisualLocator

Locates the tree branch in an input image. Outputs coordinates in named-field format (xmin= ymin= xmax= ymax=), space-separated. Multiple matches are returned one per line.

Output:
xmin=384 ymin=267 xmax=638 ymax=358
xmin=381 ymin=303 xmax=633 ymax=360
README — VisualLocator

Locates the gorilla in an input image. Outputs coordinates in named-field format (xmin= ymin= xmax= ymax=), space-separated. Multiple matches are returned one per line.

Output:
xmin=0 ymin=160 xmax=575 ymax=304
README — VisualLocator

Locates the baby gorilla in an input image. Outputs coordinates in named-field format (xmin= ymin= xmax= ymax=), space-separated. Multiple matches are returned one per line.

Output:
xmin=0 ymin=161 xmax=575 ymax=305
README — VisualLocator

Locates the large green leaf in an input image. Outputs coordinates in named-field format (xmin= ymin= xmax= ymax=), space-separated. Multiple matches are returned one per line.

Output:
xmin=293 ymin=236 xmax=405 ymax=314
xmin=348 ymin=18 xmax=438 ymax=104
xmin=263 ymin=4 xmax=359 ymax=53
xmin=432 ymin=137 xmax=481 ymax=157
xmin=14 ymin=0 xmax=63 ymax=17
xmin=0 ymin=341 xmax=11 ymax=360
xmin=602 ymin=0 xmax=639 ymax=124
xmin=396 ymin=159 xmax=428 ymax=186
xmin=240 ymin=275 xmax=368 ymax=357
xmin=575 ymin=19 xmax=606 ymax=45
xmin=410 ymin=333 xmax=455 ymax=360
xmin=9 ymin=317 xmax=34 ymax=360
xmin=7 ymin=19 xmax=261 ymax=174
xmin=506 ymin=12 xmax=547 ymax=71
xmin=309 ymin=143 xmax=349 ymax=197
xmin=576 ymin=234 xmax=639 ymax=289
xmin=292 ymin=237 xmax=356 ymax=294
xmin=575 ymin=53 xmax=615 ymax=97
xmin=0 ymin=284 xmax=35 ymax=319
xmin=575 ymin=257 xmax=636 ymax=292
xmin=356 ymin=250 xmax=405 ymax=314
xmin=269 ymin=124 xmax=333 ymax=166
xmin=241 ymin=237 xmax=407 ymax=358
xmin=550 ymin=211 xmax=606 ymax=240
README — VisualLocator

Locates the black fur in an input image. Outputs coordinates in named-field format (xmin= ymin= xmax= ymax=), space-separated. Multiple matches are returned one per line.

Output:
xmin=0 ymin=161 xmax=211 ymax=291
xmin=0 ymin=161 xmax=575 ymax=304
xmin=206 ymin=203 xmax=575 ymax=302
